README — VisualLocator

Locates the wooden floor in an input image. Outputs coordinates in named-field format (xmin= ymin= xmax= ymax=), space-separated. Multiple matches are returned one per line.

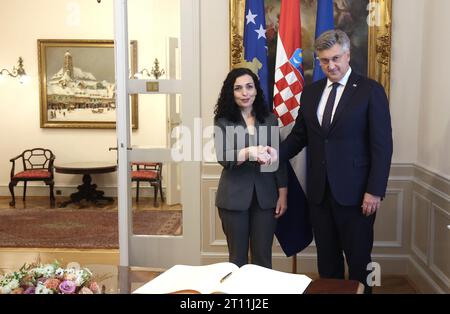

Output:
xmin=0 ymin=196 xmax=419 ymax=294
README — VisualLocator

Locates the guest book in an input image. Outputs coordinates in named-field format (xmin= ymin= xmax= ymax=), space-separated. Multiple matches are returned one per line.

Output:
xmin=132 ymin=262 xmax=312 ymax=294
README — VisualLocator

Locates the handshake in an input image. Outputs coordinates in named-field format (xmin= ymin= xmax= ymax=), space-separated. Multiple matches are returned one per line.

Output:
xmin=248 ymin=145 xmax=278 ymax=165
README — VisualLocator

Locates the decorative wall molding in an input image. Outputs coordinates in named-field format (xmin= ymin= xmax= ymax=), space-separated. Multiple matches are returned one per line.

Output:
xmin=429 ymin=204 xmax=450 ymax=289
xmin=208 ymin=185 xmax=226 ymax=247
xmin=374 ymin=188 xmax=404 ymax=248
xmin=411 ymin=191 xmax=431 ymax=265
xmin=408 ymin=255 xmax=446 ymax=294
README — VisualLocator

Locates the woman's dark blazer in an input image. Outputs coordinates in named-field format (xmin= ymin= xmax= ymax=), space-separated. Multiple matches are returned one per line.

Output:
xmin=215 ymin=113 xmax=287 ymax=210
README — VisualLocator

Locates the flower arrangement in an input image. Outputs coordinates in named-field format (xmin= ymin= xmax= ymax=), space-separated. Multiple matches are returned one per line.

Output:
xmin=0 ymin=261 xmax=103 ymax=294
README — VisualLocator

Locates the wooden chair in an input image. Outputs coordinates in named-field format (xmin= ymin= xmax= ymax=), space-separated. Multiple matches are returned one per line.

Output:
xmin=9 ymin=148 xmax=55 ymax=207
xmin=131 ymin=162 xmax=164 ymax=207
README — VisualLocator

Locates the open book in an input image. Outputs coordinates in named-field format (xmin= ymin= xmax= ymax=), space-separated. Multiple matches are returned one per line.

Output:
xmin=132 ymin=262 xmax=312 ymax=294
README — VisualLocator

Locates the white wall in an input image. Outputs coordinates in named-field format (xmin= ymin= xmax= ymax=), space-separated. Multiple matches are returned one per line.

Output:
xmin=0 ymin=0 xmax=179 ymax=191
xmin=418 ymin=0 xmax=450 ymax=177
xmin=200 ymin=0 xmax=230 ymax=130
xmin=389 ymin=0 xmax=424 ymax=165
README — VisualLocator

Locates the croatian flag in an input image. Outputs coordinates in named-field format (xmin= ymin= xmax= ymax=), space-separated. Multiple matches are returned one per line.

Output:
xmin=312 ymin=0 xmax=334 ymax=82
xmin=243 ymin=0 xmax=269 ymax=104
xmin=273 ymin=0 xmax=313 ymax=257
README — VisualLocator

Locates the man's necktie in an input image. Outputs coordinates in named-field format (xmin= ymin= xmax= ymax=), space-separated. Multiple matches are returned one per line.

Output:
xmin=321 ymin=82 xmax=340 ymax=132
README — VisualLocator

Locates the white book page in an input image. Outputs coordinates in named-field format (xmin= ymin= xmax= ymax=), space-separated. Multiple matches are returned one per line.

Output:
xmin=132 ymin=262 xmax=239 ymax=294
xmin=218 ymin=264 xmax=312 ymax=294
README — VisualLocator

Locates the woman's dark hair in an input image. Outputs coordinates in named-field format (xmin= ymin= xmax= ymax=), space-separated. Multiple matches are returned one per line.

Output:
xmin=213 ymin=67 xmax=270 ymax=123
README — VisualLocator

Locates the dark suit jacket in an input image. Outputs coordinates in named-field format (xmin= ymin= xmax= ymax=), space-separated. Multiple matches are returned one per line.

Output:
xmin=281 ymin=71 xmax=393 ymax=206
xmin=215 ymin=113 xmax=287 ymax=210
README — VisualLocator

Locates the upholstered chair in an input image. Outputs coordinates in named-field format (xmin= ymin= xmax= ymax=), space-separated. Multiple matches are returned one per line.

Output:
xmin=9 ymin=148 xmax=55 ymax=207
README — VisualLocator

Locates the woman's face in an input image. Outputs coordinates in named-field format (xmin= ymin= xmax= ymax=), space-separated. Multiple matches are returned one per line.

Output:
xmin=233 ymin=74 xmax=257 ymax=111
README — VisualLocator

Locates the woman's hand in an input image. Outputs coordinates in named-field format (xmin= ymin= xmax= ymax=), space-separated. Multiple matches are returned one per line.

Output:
xmin=275 ymin=187 xmax=288 ymax=218
xmin=237 ymin=146 xmax=277 ymax=166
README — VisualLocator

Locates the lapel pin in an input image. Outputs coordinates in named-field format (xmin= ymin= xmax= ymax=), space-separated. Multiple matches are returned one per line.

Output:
xmin=353 ymin=83 xmax=358 ymax=87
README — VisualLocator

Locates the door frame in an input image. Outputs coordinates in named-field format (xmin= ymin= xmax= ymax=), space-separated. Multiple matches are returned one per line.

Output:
xmin=113 ymin=0 xmax=201 ymax=270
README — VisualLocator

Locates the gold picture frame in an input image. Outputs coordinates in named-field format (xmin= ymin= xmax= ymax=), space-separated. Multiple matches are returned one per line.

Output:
xmin=38 ymin=39 xmax=139 ymax=129
xmin=229 ymin=0 xmax=392 ymax=97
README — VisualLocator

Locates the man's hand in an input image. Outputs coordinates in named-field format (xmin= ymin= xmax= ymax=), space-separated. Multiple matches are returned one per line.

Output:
xmin=275 ymin=187 xmax=287 ymax=218
xmin=245 ymin=146 xmax=279 ymax=165
xmin=255 ymin=146 xmax=278 ymax=165
xmin=256 ymin=146 xmax=271 ymax=164
xmin=266 ymin=146 xmax=278 ymax=164
xmin=361 ymin=193 xmax=381 ymax=216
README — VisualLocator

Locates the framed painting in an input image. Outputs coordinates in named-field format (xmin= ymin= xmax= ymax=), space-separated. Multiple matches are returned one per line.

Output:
xmin=230 ymin=0 xmax=392 ymax=97
xmin=38 ymin=39 xmax=139 ymax=129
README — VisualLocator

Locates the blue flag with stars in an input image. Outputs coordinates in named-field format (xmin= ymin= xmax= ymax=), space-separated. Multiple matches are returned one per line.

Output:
xmin=243 ymin=0 xmax=269 ymax=105
xmin=312 ymin=0 xmax=334 ymax=82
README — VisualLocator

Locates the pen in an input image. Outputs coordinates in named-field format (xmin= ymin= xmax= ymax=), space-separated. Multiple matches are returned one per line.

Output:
xmin=220 ymin=272 xmax=233 ymax=283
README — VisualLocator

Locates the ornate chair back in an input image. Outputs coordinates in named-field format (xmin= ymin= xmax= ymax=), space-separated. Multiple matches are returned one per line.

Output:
xmin=9 ymin=148 xmax=55 ymax=207
xmin=131 ymin=162 xmax=164 ymax=207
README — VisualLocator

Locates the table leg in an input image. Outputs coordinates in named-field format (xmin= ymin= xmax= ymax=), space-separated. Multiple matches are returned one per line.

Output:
xmin=59 ymin=174 xmax=114 ymax=207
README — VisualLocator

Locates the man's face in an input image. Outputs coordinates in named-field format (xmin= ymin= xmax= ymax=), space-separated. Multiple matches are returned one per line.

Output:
xmin=317 ymin=44 xmax=350 ymax=82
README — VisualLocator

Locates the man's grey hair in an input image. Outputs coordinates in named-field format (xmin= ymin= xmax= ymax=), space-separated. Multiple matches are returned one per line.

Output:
xmin=314 ymin=29 xmax=351 ymax=53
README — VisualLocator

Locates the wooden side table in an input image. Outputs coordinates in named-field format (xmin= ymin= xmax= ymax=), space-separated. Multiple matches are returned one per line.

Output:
xmin=55 ymin=162 xmax=117 ymax=207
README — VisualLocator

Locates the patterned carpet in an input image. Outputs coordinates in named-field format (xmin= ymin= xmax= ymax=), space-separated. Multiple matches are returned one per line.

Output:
xmin=0 ymin=208 xmax=182 ymax=249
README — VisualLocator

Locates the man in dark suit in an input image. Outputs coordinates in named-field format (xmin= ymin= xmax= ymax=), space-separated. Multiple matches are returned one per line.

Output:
xmin=280 ymin=30 xmax=393 ymax=293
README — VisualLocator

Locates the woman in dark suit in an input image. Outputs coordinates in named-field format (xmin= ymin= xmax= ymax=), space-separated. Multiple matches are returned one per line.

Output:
xmin=214 ymin=68 xmax=287 ymax=269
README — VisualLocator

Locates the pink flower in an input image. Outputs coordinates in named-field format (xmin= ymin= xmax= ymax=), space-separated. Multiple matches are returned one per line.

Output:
xmin=44 ymin=278 xmax=61 ymax=290
xmin=59 ymin=280 xmax=77 ymax=294
xmin=89 ymin=282 xmax=100 ymax=294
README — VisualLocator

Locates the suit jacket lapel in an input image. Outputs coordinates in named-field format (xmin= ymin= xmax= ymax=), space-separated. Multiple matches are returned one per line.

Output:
xmin=312 ymin=79 xmax=327 ymax=131
xmin=328 ymin=71 xmax=360 ymax=133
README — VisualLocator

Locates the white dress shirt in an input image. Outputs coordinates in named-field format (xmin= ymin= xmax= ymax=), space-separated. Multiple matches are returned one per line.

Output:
xmin=317 ymin=67 xmax=352 ymax=126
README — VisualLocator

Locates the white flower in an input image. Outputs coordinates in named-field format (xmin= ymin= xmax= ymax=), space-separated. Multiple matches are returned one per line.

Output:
xmin=0 ymin=286 xmax=12 ymax=294
xmin=8 ymin=278 xmax=20 ymax=290
xmin=55 ymin=268 xmax=65 ymax=278
xmin=75 ymin=270 xmax=86 ymax=286
xmin=32 ymin=267 xmax=45 ymax=277
xmin=35 ymin=283 xmax=54 ymax=294
xmin=43 ymin=265 xmax=56 ymax=277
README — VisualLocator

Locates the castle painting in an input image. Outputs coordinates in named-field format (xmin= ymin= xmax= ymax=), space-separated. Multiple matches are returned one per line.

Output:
xmin=38 ymin=40 xmax=138 ymax=129
xmin=47 ymin=49 xmax=116 ymax=122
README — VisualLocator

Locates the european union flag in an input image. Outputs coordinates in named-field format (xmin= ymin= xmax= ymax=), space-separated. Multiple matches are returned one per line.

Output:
xmin=243 ymin=0 xmax=269 ymax=105
xmin=312 ymin=0 xmax=334 ymax=82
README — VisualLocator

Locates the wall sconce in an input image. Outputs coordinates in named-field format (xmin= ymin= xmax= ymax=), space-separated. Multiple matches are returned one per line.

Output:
xmin=133 ymin=58 xmax=165 ymax=80
xmin=0 ymin=57 xmax=30 ymax=84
